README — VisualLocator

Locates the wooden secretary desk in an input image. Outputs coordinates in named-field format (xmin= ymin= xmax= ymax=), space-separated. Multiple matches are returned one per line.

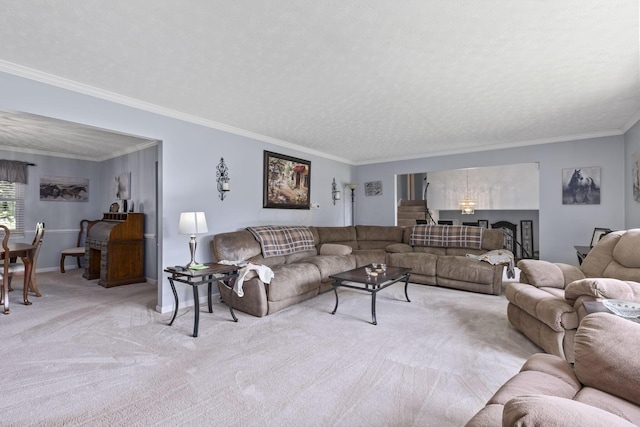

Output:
xmin=83 ymin=212 xmax=145 ymax=287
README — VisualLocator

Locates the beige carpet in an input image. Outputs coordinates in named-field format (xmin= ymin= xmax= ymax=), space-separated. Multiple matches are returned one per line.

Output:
xmin=1 ymin=269 xmax=540 ymax=427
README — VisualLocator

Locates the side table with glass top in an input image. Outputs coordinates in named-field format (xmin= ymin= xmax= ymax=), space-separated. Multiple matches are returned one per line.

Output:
xmin=164 ymin=262 xmax=240 ymax=337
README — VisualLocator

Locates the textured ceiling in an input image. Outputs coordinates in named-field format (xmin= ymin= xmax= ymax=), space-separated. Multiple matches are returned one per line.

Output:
xmin=0 ymin=1 xmax=638 ymax=164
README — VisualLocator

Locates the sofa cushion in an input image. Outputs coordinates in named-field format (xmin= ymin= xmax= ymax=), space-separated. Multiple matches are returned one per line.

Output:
xmin=313 ymin=226 xmax=358 ymax=250
xmin=437 ymin=256 xmax=500 ymax=288
xmin=355 ymin=225 xmax=404 ymax=250
xmin=284 ymin=249 xmax=319 ymax=264
xmin=574 ymin=387 xmax=640 ymax=426
xmin=211 ymin=229 xmax=262 ymax=262
xmin=574 ymin=313 xmax=640 ymax=407
xmin=353 ymin=249 xmax=387 ymax=267
xmin=319 ymin=243 xmax=353 ymax=256
xmin=299 ymin=254 xmax=356 ymax=281
xmin=413 ymin=246 xmax=446 ymax=255
xmin=386 ymin=252 xmax=437 ymax=277
xmin=385 ymin=243 xmax=413 ymax=253
xmin=612 ymin=229 xmax=640 ymax=268
xmin=602 ymin=260 xmax=640 ymax=283
xmin=581 ymin=230 xmax=623 ymax=277
xmin=487 ymin=369 xmax=580 ymax=406
xmin=480 ymin=228 xmax=504 ymax=251
xmin=266 ymin=263 xmax=321 ymax=302
xmin=517 ymin=259 xmax=566 ymax=289
xmin=502 ymin=395 xmax=637 ymax=427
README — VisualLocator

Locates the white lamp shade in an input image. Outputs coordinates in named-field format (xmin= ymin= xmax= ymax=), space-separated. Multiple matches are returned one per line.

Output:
xmin=178 ymin=212 xmax=209 ymax=235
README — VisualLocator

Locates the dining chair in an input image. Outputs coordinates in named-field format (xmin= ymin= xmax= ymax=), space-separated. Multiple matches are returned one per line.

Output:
xmin=59 ymin=219 xmax=95 ymax=273
xmin=6 ymin=222 xmax=45 ymax=296
xmin=0 ymin=225 xmax=26 ymax=308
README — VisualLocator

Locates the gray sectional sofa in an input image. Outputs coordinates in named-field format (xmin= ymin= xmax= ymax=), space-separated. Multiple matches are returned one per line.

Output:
xmin=210 ymin=224 xmax=507 ymax=317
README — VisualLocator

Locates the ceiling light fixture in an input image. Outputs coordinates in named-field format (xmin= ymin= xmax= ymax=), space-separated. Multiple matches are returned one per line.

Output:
xmin=459 ymin=169 xmax=476 ymax=215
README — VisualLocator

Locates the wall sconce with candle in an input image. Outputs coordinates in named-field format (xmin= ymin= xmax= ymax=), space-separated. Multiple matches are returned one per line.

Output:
xmin=216 ymin=157 xmax=230 ymax=201
xmin=331 ymin=178 xmax=341 ymax=205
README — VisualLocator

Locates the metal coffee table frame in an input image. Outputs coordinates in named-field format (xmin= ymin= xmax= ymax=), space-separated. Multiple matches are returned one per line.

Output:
xmin=329 ymin=266 xmax=411 ymax=325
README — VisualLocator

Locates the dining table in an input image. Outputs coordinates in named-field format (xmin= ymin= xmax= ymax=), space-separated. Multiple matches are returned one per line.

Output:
xmin=1 ymin=242 xmax=37 ymax=314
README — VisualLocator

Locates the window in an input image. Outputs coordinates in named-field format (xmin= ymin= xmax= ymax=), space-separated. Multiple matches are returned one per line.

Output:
xmin=0 ymin=181 xmax=24 ymax=235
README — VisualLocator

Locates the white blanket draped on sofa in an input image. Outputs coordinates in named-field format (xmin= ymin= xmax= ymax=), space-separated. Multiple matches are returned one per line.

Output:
xmin=218 ymin=260 xmax=274 ymax=297
xmin=466 ymin=249 xmax=515 ymax=278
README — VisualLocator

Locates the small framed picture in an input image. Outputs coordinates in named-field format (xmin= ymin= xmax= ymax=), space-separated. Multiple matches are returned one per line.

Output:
xmin=364 ymin=181 xmax=382 ymax=196
xmin=477 ymin=220 xmax=489 ymax=228
xmin=590 ymin=227 xmax=612 ymax=247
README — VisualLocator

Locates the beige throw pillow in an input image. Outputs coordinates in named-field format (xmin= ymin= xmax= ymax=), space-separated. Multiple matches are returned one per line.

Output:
xmin=319 ymin=243 xmax=352 ymax=256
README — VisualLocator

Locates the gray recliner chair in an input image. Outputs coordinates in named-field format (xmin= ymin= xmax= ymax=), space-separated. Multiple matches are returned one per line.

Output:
xmin=505 ymin=229 xmax=640 ymax=362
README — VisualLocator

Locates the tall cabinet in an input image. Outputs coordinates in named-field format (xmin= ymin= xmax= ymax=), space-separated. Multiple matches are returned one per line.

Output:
xmin=83 ymin=213 xmax=145 ymax=288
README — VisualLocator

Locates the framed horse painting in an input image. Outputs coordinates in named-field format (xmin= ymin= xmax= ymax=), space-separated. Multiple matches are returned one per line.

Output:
xmin=562 ymin=166 xmax=601 ymax=205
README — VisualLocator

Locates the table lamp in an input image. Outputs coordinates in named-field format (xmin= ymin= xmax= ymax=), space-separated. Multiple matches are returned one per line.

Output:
xmin=178 ymin=212 xmax=209 ymax=268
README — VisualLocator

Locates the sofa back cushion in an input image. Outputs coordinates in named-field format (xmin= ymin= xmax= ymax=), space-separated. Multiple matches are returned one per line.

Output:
xmin=481 ymin=228 xmax=505 ymax=251
xmin=581 ymin=231 xmax=622 ymax=277
xmin=574 ymin=313 xmax=640 ymax=407
xmin=611 ymin=229 xmax=640 ymax=268
xmin=355 ymin=225 xmax=404 ymax=250
xmin=211 ymin=230 xmax=262 ymax=262
xmin=313 ymin=226 xmax=358 ymax=250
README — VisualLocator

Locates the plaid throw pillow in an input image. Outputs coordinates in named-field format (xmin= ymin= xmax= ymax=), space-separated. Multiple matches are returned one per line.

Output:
xmin=247 ymin=225 xmax=316 ymax=258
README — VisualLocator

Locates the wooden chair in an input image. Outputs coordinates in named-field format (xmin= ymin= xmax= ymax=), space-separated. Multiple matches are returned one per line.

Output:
xmin=7 ymin=222 xmax=45 ymax=296
xmin=0 ymin=225 xmax=12 ymax=308
xmin=60 ymin=219 xmax=95 ymax=273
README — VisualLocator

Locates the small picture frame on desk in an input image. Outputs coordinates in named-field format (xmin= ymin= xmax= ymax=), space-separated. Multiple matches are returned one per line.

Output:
xmin=590 ymin=227 xmax=612 ymax=248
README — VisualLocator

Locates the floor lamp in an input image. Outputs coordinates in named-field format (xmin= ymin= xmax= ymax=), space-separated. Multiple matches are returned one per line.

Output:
xmin=347 ymin=183 xmax=358 ymax=225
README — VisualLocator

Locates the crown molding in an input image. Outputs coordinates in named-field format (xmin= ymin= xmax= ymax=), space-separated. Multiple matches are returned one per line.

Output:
xmin=355 ymin=129 xmax=624 ymax=165
xmin=0 ymin=60 xmax=355 ymax=165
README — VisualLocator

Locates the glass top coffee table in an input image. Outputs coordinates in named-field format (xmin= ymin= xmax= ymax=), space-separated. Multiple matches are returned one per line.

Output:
xmin=329 ymin=265 xmax=411 ymax=325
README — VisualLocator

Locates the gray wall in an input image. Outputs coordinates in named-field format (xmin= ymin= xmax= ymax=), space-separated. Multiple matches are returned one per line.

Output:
xmin=625 ymin=119 xmax=640 ymax=229
xmin=1 ymin=70 xmax=635 ymax=310
xmin=101 ymin=145 xmax=159 ymax=278
xmin=0 ymin=149 xmax=103 ymax=273
xmin=355 ymin=136 xmax=626 ymax=265
xmin=0 ymin=144 xmax=159 ymax=279
xmin=0 ymin=71 xmax=354 ymax=312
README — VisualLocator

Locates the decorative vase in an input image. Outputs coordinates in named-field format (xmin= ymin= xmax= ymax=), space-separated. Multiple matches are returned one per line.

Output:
xmin=122 ymin=199 xmax=128 ymax=212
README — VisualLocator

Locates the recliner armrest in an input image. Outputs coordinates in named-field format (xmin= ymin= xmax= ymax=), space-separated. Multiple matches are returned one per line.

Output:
xmin=565 ymin=278 xmax=640 ymax=305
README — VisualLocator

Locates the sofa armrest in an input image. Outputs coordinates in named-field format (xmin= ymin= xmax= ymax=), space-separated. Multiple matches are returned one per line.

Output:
xmin=564 ymin=278 xmax=640 ymax=305
xmin=385 ymin=243 xmax=413 ymax=253
xmin=502 ymin=395 xmax=637 ymax=427
xmin=517 ymin=260 xmax=584 ymax=289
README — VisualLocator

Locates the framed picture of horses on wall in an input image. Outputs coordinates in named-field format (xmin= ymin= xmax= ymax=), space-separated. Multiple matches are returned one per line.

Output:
xmin=562 ymin=166 xmax=601 ymax=205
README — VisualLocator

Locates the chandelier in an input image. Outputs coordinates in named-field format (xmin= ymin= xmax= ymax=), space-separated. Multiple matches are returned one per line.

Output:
xmin=459 ymin=169 xmax=476 ymax=215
